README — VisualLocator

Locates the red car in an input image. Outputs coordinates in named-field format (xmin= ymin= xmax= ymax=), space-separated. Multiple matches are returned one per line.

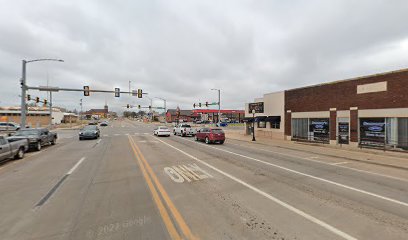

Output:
xmin=195 ymin=128 xmax=225 ymax=144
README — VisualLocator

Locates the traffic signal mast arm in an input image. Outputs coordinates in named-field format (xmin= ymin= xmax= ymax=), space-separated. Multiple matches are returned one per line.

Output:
xmin=193 ymin=101 xmax=218 ymax=108
xmin=27 ymin=86 xmax=148 ymax=97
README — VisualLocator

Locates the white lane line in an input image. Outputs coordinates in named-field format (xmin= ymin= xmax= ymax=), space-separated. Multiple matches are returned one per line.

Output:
xmin=155 ymin=137 xmax=357 ymax=240
xmin=114 ymin=134 xmax=121 ymax=136
xmin=67 ymin=157 xmax=86 ymax=175
xmin=96 ymin=139 xmax=102 ymax=144
xmin=103 ymin=134 xmax=109 ymax=137
xmin=226 ymin=142 xmax=408 ymax=183
xmin=331 ymin=162 xmax=349 ymax=165
xmin=179 ymin=138 xmax=408 ymax=207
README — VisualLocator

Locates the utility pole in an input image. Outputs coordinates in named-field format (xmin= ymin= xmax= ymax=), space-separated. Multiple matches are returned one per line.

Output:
xmin=21 ymin=60 xmax=27 ymax=128
xmin=80 ymin=99 xmax=83 ymax=125
xmin=211 ymin=88 xmax=221 ymax=125
xmin=49 ymin=91 xmax=53 ymax=128
xmin=20 ymin=58 xmax=64 ymax=128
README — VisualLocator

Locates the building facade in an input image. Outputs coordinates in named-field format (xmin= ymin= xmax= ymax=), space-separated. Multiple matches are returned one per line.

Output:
xmin=192 ymin=109 xmax=245 ymax=123
xmin=244 ymin=91 xmax=285 ymax=139
xmin=85 ymin=104 xmax=109 ymax=119
xmin=166 ymin=109 xmax=194 ymax=123
xmin=285 ymin=69 xmax=408 ymax=150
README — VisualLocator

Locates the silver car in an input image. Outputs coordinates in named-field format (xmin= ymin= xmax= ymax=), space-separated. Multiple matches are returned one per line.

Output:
xmin=0 ymin=122 xmax=20 ymax=132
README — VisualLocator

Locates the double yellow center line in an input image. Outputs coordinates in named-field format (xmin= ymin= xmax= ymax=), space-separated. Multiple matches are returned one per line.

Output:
xmin=128 ymin=136 xmax=197 ymax=240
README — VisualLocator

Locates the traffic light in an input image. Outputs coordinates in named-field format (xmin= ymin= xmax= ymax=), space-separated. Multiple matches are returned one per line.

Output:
xmin=149 ymin=105 xmax=152 ymax=110
xmin=193 ymin=103 xmax=196 ymax=108
xmin=205 ymin=101 xmax=209 ymax=107
xmin=127 ymin=104 xmax=130 ymax=109
xmin=199 ymin=103 xmax=202 ymax=107
xmin=138 ymin=105 xmax=141 ymax=109
xmin=115 ymin=88 xmax=120 ymax=97
xmin=44 ymin=99 xmax=47 ymax=105
xmin=137 ymin=89 xmax=143 ymax=98
xmin=83 ymin=86 xmax=90 ymax=96
xmin=27 ymin=94 xmax=31 ymax=101
xmin=35 ymin=97 xmax=40 ymax=103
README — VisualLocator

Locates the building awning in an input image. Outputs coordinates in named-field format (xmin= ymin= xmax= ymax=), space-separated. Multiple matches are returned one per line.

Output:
xmin=242 ymin=117 xmax=254 ymax=123
xmin=243 ymin=116 xmax=267 ymax=122
xmin=256 ymin=116 xmax=267 ymax=122
xmin=265 ymin=116 xmax=281 ymax=122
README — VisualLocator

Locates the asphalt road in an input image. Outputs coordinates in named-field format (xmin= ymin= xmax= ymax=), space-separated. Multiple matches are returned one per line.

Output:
xmin=0 ymin=119 xmax=407 ymax=240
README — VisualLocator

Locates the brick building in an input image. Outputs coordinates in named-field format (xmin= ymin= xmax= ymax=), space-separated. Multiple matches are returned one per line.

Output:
xmin=285 ymin=69 xmax=408 ymax=149
xmin=166 ymin=109 xmax=194 ymax=123
xmin=246 ymin=68 xmax=408 ymax=150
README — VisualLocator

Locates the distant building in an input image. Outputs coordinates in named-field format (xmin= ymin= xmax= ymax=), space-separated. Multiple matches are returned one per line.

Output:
xmin=166 ymin=109 xmax=193 ymax=123
xmin=85 ymin=104 xmax=109 ymax=119
xmin=0 ymin=106 xmax=79 ymax=127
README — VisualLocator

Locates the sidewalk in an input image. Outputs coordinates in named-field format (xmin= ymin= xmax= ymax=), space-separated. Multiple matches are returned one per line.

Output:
xmin=224 ymin=130 xmax=408 ymax=171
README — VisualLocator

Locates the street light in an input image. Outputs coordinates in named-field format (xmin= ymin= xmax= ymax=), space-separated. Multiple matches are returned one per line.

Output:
xmin=154 ymin=97 xmax=166 ymax=113
xmin=145 ymin=95 xmax=153 ymax=122
xmin=211 ymin=88 xmax=221 ymax=125
xmin=20 ymin=58 xmax=64 ymax=128
xmin=252 ymin=109 xmax=256 ymax=141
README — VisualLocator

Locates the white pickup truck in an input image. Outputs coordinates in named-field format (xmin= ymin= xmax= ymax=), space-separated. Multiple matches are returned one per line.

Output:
xmin=0 ymin=135 xmax=29 ymax=163
xmin=173 ymin=124 xmax=197 ymax=137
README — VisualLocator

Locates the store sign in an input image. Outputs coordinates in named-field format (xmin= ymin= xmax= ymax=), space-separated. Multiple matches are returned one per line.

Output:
xmin=248 ymin=102 xmax=264 ymax=113
xmin=309 ymin=118 xmax=329 ymax=141
xmin=360 ymin=118 xmax=385 ymax=140
xmin=338 ymin=122 xmax=349 ymax=144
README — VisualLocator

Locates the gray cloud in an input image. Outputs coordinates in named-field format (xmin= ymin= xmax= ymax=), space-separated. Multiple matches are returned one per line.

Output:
xmin=1 ymin=0 xmax=408 ymax=112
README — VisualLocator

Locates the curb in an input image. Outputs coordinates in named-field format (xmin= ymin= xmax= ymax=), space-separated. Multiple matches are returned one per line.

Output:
xmin=227 ymin=135 xmax=408 ymax=171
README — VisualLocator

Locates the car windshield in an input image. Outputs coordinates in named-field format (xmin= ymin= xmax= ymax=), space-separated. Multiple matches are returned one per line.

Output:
xmin=14 ymin=130 xmax=40 ymax=136
xmin=212 ymin=129 xmax=224 ymax=134
xmin=83 ymin=126 xmax=97 ymax=130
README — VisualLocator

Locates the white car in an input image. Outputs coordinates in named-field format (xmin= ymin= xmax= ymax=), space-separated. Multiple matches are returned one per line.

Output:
xmin=154 ymin=126 xmax=171 ymax=137
xmin=173 ymin=124 xmax=197 ymax=137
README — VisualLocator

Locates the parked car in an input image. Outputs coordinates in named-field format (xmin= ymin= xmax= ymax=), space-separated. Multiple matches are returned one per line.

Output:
xmin=195 ymin=128 xmax=225 ymax=144
xmin=173 ymin=124 xmax=197 ymax=137
xmin=9 ymin=128 xmax=57 ymax=151
xmin=100 ymin=121 xmax=109 ymax=126
xmin=88 ymin=121 xmax=98 ymax=125
xmin=79 ymin=125 xmax=100 ymax=140
xmin=0 ymin=135 xmax=29 ymax=163
xmin=0 ymin=122 xmax=20 ymax=132
xmin=154 ymin=126 xmax=171 ymax=137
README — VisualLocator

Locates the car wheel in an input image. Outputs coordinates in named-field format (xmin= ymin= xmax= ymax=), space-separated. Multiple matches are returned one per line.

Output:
xmin=36 ymin=142 xmax=42 ymax=151
xmin=79 ymin=137 xmax=83 ymax=141
xmin=14 ymin=147 xmax=25 ymax=159
xmin=173 ymin=131 xmax=176 ymax=135
xmin=205 ymin=137 xmax=210 ymax=144
xmin=51 ymin=138 xmax=56 ymax=145
xmin=220 ymin=140 xmax=225 ymax=144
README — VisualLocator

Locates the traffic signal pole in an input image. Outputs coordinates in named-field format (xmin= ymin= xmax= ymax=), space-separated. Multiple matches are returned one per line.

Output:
xmin=20 ymin=60 xmax=27 ymax=128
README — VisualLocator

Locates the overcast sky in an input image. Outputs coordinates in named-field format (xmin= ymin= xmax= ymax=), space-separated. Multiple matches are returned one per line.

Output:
xmin=1 ymin=0 xmax=408 ymax=113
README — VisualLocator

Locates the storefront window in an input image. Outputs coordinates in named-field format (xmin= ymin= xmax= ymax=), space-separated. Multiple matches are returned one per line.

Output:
xmin=309 ymin=118 xmax=330 ymax=142
xmin=270 ymin=121 xmax=280 ymax=129
xmin=359 ymin=118 xmax=385 ymax=146
xmin=258 ymin=121 xmax=266 ymax=128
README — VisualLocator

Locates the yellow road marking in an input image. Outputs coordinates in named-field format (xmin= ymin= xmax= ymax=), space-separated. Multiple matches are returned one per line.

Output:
xmin=129 ymin=136 xmax=198 ymax=240
xmin=128 ymin=136 xmax=181 ymax=240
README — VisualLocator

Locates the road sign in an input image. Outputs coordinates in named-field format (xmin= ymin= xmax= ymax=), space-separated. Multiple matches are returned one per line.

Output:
xmin=115 ymin=88 xmax=120 ymax=97
xmin=83 ymin=86 xmax=90 ymax=96
xmin=38 ymin=86 xmax=60 ymax=92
